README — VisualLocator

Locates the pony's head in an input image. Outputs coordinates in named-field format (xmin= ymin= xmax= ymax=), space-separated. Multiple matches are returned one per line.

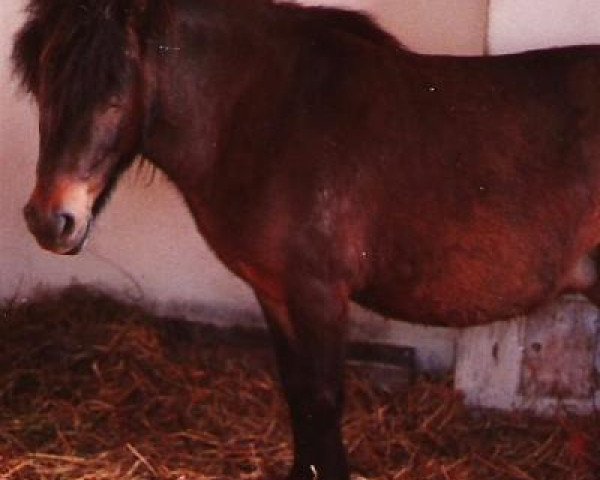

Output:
xmin=13 ymin=0 xmax=165 ymax=254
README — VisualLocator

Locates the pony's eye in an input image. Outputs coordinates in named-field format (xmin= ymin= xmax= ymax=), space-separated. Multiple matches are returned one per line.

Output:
xmin=106 ymin=96 xmax=124 ymax=110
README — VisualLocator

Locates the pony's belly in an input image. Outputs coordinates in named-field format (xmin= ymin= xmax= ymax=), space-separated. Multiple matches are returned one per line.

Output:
xmin=355 ymin=252 xmax=598 ymax=328
xmin=353 ymin=286 xmax=541 ymax=328
xmin=353 ymin=260 xmax=569 ymax=328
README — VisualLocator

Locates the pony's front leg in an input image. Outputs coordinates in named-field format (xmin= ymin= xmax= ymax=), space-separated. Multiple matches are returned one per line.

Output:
xmin=256 ymin=278 xmax=350 ymax=480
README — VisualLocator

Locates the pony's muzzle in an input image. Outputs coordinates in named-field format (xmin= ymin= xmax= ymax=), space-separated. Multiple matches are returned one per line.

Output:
xmin=23 ymin=199 xmax=88 ymax=255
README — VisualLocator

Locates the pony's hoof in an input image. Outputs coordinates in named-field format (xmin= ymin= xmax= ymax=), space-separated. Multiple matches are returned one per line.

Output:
xmin=286 ymin=464 xmax=350 ymax=480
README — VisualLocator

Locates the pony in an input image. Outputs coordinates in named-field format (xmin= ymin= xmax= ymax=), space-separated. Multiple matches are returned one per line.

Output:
xmin=13 ymin=0 xmax=600 ymax=478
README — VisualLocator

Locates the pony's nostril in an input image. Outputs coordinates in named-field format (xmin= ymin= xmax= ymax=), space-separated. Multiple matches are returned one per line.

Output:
xmin=55 ymin=211 xmax=76 ymax=238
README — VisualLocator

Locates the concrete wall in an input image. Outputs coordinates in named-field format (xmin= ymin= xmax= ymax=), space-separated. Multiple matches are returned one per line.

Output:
xmin=0 ymin=0 xmax=488 ymax=373
xmin=489 ymin=0 xmax=600 ymax=53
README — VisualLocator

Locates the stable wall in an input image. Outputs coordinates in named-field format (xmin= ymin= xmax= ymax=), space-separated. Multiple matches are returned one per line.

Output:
xmin=489 ymin=0 xmax=600 ymax=54
xmin=0 ymin=0 xmax=491 ymax=373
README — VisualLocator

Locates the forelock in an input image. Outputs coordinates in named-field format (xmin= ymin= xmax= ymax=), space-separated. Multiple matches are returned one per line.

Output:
xmin=19 ymin=2 xmax=132 ymax=107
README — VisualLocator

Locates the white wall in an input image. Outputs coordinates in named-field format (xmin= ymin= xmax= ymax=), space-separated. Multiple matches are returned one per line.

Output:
xmin=0 ymin=0 xmax=490 ymax=372
xmin=489 ymin=0 xmax=600 ymax=53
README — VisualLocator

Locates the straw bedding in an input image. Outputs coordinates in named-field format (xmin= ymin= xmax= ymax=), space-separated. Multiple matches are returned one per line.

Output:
xmin=0 ymin=285 xmax=598 ymax=479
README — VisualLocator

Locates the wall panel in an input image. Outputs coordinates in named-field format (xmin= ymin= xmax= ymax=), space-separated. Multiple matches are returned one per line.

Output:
xmin=489 ymin=0 xmax=600 ymax=54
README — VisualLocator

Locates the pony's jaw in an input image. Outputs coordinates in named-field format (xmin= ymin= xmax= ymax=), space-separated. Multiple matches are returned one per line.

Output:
xmin=24 ymin=176 xmax=98 ymax=255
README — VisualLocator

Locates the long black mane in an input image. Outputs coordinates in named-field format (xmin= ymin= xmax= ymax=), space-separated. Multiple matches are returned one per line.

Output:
xmin=12 ymin=0 xmax=170 ymax=109
xmin=12 ymin=0 xmax=400 ymax=99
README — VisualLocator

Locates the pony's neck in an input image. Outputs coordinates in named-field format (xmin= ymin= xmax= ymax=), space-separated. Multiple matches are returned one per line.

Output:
xmin=139 ymin=0 xmax=282 ymax=189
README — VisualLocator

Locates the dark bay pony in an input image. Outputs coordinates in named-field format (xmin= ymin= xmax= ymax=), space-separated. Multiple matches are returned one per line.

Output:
xmin=12 ymin=0 xmax=600 ymax=478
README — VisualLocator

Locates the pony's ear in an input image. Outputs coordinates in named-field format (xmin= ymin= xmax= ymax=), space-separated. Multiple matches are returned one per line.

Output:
xmin=12 ymin=17 xmax=45 ymax=95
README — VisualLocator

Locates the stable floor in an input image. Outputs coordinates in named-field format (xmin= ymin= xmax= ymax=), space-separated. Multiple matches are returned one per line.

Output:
xmin=0 ymin=286 xmax=598 ymax=479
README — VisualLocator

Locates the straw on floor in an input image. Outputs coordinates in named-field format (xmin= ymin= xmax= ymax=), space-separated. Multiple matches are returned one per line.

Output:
xmin=0 ymin=285 xmax=598 ymax=479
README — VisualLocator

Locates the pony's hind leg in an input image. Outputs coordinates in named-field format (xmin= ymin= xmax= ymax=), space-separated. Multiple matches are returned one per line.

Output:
xmin=256 ymin=278 xmax=350 ymax=480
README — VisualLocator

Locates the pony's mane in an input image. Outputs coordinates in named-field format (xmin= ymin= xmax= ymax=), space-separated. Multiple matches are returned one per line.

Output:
xmin=13 ymin=0 xmax=399 ymax=102
xmin=12 ymin=0 xmax=170 ymax=101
